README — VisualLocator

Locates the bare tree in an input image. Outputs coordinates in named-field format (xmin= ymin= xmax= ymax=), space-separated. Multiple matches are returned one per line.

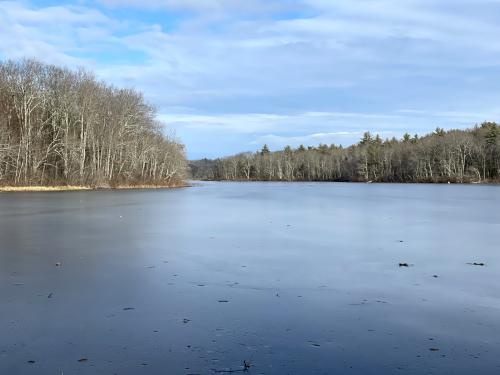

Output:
xmin=193 ymin=123 xmax=500 ymax=183
xmin=0 ymin=59 xmax=187 ymax=187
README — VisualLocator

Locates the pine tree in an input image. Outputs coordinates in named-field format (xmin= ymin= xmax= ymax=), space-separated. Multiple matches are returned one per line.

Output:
xmin=260 ymin=144 xmax=270 ymax=155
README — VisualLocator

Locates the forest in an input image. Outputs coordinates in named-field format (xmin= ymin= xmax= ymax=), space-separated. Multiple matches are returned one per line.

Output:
xmin=0 ymin=59 xmax=187 ymax=188
xmin=3 ymin=59 xmax=499 ymax=187
xmin=190 ymin=124 xmax=500 ymax=183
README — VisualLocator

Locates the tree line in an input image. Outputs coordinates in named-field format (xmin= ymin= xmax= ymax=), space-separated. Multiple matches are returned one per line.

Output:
xmin=0 ymin=59 xmax=187 ymax=187
xmin=190 ymin=123 xmax=500 ymax=183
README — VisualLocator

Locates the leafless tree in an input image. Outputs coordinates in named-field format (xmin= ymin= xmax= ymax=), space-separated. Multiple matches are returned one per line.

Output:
xmin=193 ymin=123 xmax=500 ymax=183
xmin=0 ymin=59 xmax=187 ymax=187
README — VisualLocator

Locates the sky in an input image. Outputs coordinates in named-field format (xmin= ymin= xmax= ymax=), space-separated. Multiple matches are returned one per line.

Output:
xmin=1 ymin=0 xmax=500 ymax=159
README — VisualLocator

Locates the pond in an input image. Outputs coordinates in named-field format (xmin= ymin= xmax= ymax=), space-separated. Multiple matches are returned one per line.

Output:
xmin=1 ymin=182 xmax=500 ymax=374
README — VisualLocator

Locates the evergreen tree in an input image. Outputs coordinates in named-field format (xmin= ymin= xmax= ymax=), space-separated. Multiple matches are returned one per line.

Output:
xmin=261 ymin=144 xmax=270 ymax=155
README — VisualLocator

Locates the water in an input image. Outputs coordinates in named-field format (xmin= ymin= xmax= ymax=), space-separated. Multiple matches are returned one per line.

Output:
xmin=1 ymin=182 xmax=500 ymax=374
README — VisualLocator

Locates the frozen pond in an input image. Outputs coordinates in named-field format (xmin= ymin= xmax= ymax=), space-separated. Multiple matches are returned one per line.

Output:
xmin=1 ymin=182 xmax=500 ymax=374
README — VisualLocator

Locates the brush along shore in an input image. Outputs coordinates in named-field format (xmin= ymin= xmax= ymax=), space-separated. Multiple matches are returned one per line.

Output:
xmin=0 ymin=184 xmax=186 ymax=192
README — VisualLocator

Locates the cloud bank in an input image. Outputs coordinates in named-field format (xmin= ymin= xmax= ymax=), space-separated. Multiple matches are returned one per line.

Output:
xmin=1 ymin=0 xmax=500 ymax=158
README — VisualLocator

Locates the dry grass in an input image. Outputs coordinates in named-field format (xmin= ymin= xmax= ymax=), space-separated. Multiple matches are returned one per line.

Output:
xmin=113 ymin=183 xmax=186 ymax=190
xmin=0 ymin=184 xmax=187 ymax=192
xmin=0 ymin=185 xmax=92 ymax=192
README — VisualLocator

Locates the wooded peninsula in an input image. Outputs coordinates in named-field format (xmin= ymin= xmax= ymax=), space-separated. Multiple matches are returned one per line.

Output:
xmin=190 ymin=124 xmax=500 ymax=183
xmin=0 ymin=59 xmax=187 ymax=189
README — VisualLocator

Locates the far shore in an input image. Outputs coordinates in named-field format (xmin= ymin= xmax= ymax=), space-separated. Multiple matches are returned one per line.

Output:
xmin=191 ymin=179 xmax=499 ymax=185
xmin=0 ymin=184 xmax=187 ymax=192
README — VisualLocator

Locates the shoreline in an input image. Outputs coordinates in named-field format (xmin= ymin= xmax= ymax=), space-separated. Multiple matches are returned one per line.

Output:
xmin=192 ymin=179 xmax=500 ymax=185
xmin=2 ymin=181 xmax=498 ymax=192
xmin=0 ymin=184 xmax=188 ymax=192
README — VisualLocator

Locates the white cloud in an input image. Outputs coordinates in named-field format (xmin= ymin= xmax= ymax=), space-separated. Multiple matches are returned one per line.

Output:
xmin=1 ymin=0 xmax=500 ymax=158
xmin=97 ymin=0 xmax=285 ymax=13
xmin=163 ymin=107 xmax=500 ymax=137
xmin=0 ymin=1 xmax=115 ymax=66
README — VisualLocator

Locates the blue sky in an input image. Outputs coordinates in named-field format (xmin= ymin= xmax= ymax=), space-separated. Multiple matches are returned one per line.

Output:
xmin=1 ymin=0 xmax=500 ymax=159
